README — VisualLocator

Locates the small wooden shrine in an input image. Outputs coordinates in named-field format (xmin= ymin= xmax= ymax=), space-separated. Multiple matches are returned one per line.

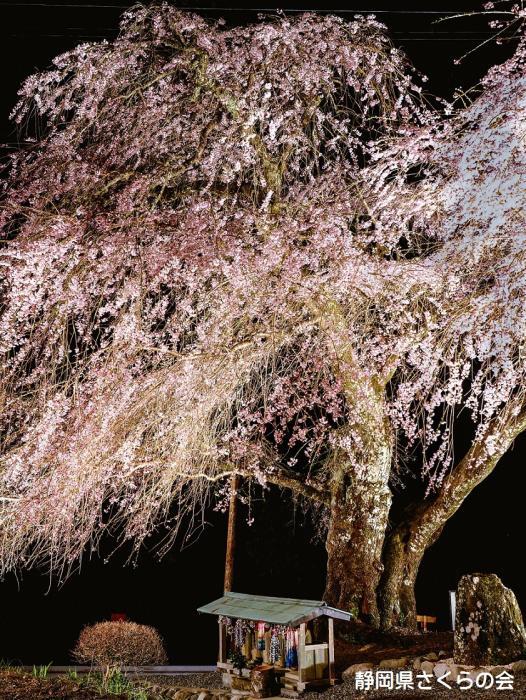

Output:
xmin=197 ymin=592 xmax=351 ymax=698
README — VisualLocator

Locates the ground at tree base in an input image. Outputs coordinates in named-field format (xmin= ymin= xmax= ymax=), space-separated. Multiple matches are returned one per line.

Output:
xmin=333 ymin=628 xmax=454 ymax=673
xmin=0 ymin=631 xmax=520 ymax=700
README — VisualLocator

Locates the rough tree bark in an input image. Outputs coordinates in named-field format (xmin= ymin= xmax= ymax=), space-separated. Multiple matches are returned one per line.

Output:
xmin=323 ymin=377 xmax=393 ymax=626
xmin=320 ymin=296 xmax=396 ymax=626
xmin=324 ymin=465 xmax=392 ymax=626
xmin=229 ymin=394 xmax=524 ymax=632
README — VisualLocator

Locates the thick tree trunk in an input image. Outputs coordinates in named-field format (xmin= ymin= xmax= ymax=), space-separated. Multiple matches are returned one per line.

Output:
xmin=324 ymin=474 xmax=392 ymax=626
xmin=320 ymin=336 xmax=395 ymax=624
xmin=317 ymin=296 xmax=396 ymax=624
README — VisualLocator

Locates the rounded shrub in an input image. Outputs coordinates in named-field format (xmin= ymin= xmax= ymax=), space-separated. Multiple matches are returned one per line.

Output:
xmin=72 ymin=620 xmax=168 ymax=667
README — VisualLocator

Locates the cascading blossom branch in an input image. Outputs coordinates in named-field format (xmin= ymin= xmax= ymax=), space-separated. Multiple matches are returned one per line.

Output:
xmin=0 ymin=5 xmax=432 ymax=573
xmin=367 ymin=15 xmax=526 ymax=482
xmin=0 ymin=2 xmax=525 ymax=625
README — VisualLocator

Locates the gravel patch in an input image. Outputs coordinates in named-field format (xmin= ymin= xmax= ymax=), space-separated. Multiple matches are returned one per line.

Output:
xmin=138 ymin=671 xmax=223 ymax=690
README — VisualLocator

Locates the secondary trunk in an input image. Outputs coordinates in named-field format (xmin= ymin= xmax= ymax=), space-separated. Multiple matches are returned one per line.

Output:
xmin=224 ymin=473 xmax=239 ymax=593
xmin=378 ymin=403 xmax=526 ymax=631
xmin=378 ymin=512 xmax=442 ymax=631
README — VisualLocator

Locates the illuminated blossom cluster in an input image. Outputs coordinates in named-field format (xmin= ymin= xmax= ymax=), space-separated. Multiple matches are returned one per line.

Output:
xmin=0 ymin=3 xmax=525 ymax=576
xmin=367 ymin=19 xmax=526 ymax=483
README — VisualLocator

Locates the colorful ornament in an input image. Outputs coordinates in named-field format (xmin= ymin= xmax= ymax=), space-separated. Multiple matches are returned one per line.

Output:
xmin=285 ymin=627 xmax=297 ymax=668
xmin=234 ymin=618 xmax=246 ymax=649
xmin=270 ymin=630 xmax=280 ymax=664
xmin=257 ymin=621 xmax=265 ymax=651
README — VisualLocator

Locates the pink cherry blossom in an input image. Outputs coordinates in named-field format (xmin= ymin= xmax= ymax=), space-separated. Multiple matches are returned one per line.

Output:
xmin=0 ymin=3 xmax=525 ymax=587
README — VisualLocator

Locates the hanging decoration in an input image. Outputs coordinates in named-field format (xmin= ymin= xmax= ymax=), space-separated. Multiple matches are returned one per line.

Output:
xmin=257 ymin=621 xmax=265 ymax=652
xmin=234 ymin=618 xmax=246 ymax=649
xmin=219 ymin=616 xmax=257 ymax=650
xmin=269 ymin=629 xmax=280 ymax=664
xmin=219 ymin=616 xmax=300 ymax=668
xmin=285 ymin=626 xmax=298 ymax=668
xmin=219 ymin=615 xmax=234 ymax=636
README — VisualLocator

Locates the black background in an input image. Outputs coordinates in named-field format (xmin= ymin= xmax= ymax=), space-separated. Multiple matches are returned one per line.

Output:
xmin=0 ymin=0 xmax=524 ymax=666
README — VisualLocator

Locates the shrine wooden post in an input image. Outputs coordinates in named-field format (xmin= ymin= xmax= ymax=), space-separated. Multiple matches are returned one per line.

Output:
xmin=328 ymin=617 xmax=335 ymax=684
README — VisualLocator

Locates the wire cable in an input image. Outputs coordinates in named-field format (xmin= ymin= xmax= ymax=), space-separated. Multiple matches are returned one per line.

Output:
xmin=0 ymin=4 xmax=512 ymax=12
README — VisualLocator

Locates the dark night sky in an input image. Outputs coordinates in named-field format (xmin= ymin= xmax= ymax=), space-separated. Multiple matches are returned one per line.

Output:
xmin=0 ymin=0 xmax=524 ymax=666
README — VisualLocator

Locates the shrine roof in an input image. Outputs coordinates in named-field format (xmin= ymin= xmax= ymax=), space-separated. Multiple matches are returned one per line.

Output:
xmin=197 ymin=591 xmax=351 ymax=626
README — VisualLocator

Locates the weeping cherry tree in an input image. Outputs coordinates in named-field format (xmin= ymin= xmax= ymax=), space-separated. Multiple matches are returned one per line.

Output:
xmin=1 ymin=3 xmax=526 ymax=630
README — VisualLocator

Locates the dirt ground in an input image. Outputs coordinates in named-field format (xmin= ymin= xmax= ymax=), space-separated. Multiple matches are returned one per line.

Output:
xmin=3 ymin=668 xmax=523 ymax=699
xmin=333 ymin=628 xmax=454 ymax=673
xmin=0 ymin=669 xmax=129 ymax=700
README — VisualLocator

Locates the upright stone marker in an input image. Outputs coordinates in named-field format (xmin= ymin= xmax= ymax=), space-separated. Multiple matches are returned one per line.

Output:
xmin=454 ymin=573 xmax=526 ymax=665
